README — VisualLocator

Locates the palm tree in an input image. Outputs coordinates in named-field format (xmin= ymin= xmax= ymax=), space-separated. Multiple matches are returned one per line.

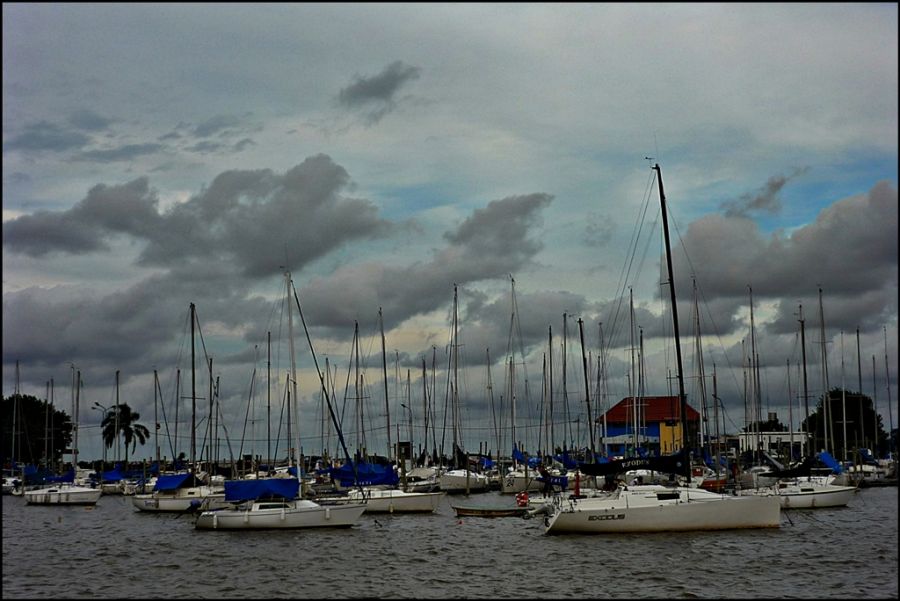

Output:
xmin=101 ymin=403 xmax=150 ymax=466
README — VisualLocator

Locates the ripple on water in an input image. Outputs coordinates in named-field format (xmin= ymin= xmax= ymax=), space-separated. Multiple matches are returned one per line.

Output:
xmin=2 ymin=488 xmax=898 ymax=599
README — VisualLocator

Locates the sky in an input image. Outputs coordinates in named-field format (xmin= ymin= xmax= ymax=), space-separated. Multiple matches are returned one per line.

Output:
xmin=3 ymin=3 xmax=898 ymax=465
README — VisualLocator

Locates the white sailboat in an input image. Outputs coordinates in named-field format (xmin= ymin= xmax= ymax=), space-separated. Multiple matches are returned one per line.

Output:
xmin=24 ymin=369 xmax=102 ymax=506
xmin=195 ymin=477 xmax=365 ymax=529
xmin=132 ymin=303 xmax=226 ymax=513
xmin=438 ymin=285 xmax=490 ymax=494
xmin=196 ymin=272 xmax=367 ymax=529
xmin=544 ymin=163 xmax=782 ymax=534
xmin=345 ymin=486 xmax=445 ymax=513
xmin=743 ymin=478 xmax=857 ymax=509
xmin=545 ymin=483 xmax=781 ymax=534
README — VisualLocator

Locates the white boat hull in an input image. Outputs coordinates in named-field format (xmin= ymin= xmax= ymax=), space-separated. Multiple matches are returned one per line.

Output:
xmin=746 ymin=482 xmax=858 ymax=509
xmin=439 ymin=469 xmax=489 ymax=493
xmin=131 ymin=486 xmax=228 ymax=512
xmin=347 ymin=488 xmax=445 ymax=513
xmin=23 ymin=484 xmax=102 ymax=506
xmin=195 ymin=499 xmax=366 ymax=530
xmin=545 ymin=486 xmax=781 ymax=534
xmin=499 ymin=470 xmax=544 ymax=494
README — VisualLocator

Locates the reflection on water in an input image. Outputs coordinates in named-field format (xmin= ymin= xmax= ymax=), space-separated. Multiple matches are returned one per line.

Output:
xmin=2 ymin=488 xmax=897 ymax=599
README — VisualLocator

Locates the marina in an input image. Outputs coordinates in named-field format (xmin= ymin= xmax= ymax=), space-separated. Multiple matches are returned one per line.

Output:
xmin=3 ymin=4 xmax=898 ymax=599
xmin=2 ymin=486 xmax=896 ymax=599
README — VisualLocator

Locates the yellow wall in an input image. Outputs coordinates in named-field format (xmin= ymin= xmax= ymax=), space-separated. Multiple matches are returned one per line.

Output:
xmin=659 ymin=422 xmax=683 ymax=454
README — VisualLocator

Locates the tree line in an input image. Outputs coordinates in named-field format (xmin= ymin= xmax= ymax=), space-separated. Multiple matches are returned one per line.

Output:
xmin=2 ymin=393 xmax=149 ymax=470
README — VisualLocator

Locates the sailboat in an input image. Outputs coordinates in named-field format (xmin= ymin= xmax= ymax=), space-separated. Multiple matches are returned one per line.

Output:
xmin=24 ymin=369 xmax=102 ymax=506
xmin=438 ymin=285 xmax=490 ymax=494
xmin=132 ymin=303 xmax=227 ymax=513
xmin=195 ymin=271 xmax=366 ymax=529
xmin=340 ymin=313 xmax=446 ymax=513
xmin=195 ymin=477 xmax=365 ymax=530
xmin=543 ymin=163 xmax=781 ymax=534
xmin=736 ymin=299 xmax=858 ymax=508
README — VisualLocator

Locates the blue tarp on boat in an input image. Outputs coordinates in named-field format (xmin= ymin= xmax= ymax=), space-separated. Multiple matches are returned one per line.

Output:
xmin=224 ymin=478 xmax=299 ymax=502
xmin=816 ymin=450 xmax=843 ymax=474
xmin=330 ymin=461 xmax=399 ymax=487
xmin=101 ymin=467 xmax=127 ymax=482
xmin=44 ymin=468 xmax=75 ymax=483
xmin=858 ymin=448 xmax=879 ymax=465
xmin=153 ymin=473 xmax=198 ymax=492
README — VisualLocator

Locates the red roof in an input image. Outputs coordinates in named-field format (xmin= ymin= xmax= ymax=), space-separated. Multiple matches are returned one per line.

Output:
xmin=598 ymin=395 xmax=699 ymax=424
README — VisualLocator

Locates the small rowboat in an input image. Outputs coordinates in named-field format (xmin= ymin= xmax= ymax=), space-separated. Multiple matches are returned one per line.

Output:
xmin=451 ymin=504 xmax=528 ymax=518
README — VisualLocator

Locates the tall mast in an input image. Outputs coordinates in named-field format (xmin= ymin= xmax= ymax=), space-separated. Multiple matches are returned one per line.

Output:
xmin=74 ymin=370 xmax=81 ymax=469
xmin=379 ymin=308 xmax=393 ymax=459
xmin=748 ymin=286 xmax=761 ymax=462
xmin=191 ymin=302 xmax=197 ymax=474
xmin=115 ymin=368 xmax=121 ymax=463
xmin=548 ymin=326 xmax=554 ymax=453
xmin=562 ymin=313 xmax=570 ymax=448
xmin=856 ymin=327 xmax=864 ymax=450
xmin=154 ymin=369 xmax=160 ymax=465
xmin=653 ymin=163 xmax=690 ymax=480
xmin=422 ymin=357 xmax=429 ymax=458
xmin=629 ymin=287 xmax=637 ymax=451
xmin=599 ymin=322 xmax=609 ymax=458
xmin=267 ymin=331 xmax=271 ymax=472
xmin=799 ymin=304 xmax=811 ymax=455
xmin=872 ymin=354 xmax=879 ymax=455
xmin=451 ymin=284 xmax=460 ymax=452
xmin=885 ymin=326 xmax=895 ymax=459
xmin=818 ymin=288 xmax=832 ymax=454
xmin=285 ymin=272 xmax=300 ymax=479
xmin=578 ymin=318 xmax=595 ymax=458
xmin=840 ymin=331 xmax=848 ymax=462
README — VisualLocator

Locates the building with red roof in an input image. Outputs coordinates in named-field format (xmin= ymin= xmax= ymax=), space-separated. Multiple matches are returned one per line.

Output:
xmin=595 ymin=395 xmax=700 ymax=456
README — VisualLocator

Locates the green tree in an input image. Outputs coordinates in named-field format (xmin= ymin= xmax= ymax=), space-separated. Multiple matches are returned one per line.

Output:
xmin=2 ymin=394 xmax=73 ymax=468
xmin=744 ymin=417 xmax=788 ymax=432
xmin=100 ymin=403 xmax=150 ymax=466
xmin=802 ymin=387 xmax=890 ymax=459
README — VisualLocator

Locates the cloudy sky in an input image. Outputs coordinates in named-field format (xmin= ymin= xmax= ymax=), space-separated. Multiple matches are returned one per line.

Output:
xmin=3 ymin=4 xmax=897 ymax=464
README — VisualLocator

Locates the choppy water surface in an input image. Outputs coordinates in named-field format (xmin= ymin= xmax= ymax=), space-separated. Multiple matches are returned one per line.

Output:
xmin=3 ymin=487 xmax=897 ymax=599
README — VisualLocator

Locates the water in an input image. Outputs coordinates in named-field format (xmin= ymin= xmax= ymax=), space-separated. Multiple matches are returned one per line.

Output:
xmin=3 ymin=487 xmax=897 ymax=599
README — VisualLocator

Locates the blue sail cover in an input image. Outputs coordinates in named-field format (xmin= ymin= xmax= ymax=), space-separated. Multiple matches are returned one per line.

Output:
xmin=153 ymin=472 xmax=198 ymax=492
xmin=330 ymin=461 xmax=399 ymax=487
xmin=859 ymin=448 xmax=879 ymax=465
xmin=512 ymin=445 xmax=526 ymax=462
xmin=45 ymin=468 xmax=75 ymax=483
xmin=816 ymin=450 xmax=843 ymax=474
xmin=224 ymin=478 xmax=299 ymax=502
xmin=554 ymin=451 xmax=578 ymax=469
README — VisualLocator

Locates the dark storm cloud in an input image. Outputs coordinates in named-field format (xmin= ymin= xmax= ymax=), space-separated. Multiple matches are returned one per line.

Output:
xmin=74 ymin=143 xmax=164 ymax=163
xmin=5 ymin=121 xmax=90 ymax=152
xmin=67 ymin=109 xmax=115 ymax=131
xmin=294 ymin=193 xmax=554 ymax=342
xmin=158 ymin=114 xmax=260 ymax=148
xmin=3 ymin=178 xmax=161 ymax=256
xmin=720 ymin=168 xmax=809 ymax=217
xmin=670 ymin=180 xmax=897 ymax=337
xmin=337 ymin=61 xmax=421 ymax=124
xmin=192 ymin=114 xmax=245 ymax=137
xmin=2 ymin=155 xmax=392 ymax=278
xmin=185 ymin=140 xmax=225 ymax=154
xmin=233 ymin=138 xmax=255 ymax=152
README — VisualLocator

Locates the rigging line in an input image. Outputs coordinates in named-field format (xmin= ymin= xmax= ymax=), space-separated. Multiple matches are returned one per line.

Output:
xmin=290 ymin=282 xmax=357 ymax=471
xmin=670 ymin=221 xmax=747 ymax=403
xmin=237 ymin=344 xmax=262 ymax=465
xmin=603 ymin=172 xmax=657 ymax=357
